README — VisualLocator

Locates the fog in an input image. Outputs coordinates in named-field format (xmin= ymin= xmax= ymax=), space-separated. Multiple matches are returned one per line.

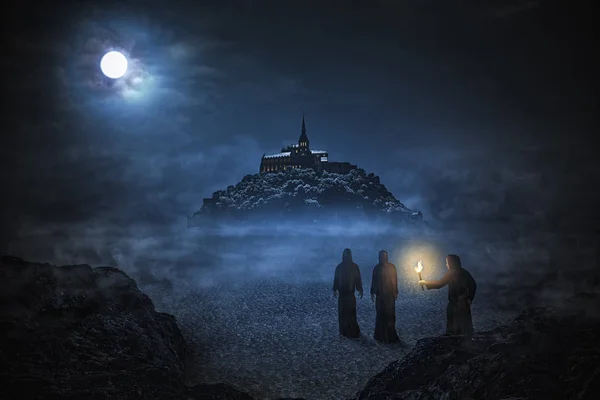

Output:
xmin=7 ymin=218 xmax=598 ymax=308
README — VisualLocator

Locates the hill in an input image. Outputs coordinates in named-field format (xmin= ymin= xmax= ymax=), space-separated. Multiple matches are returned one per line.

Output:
xmin=188 ymin=168 xmax=422 ymax=226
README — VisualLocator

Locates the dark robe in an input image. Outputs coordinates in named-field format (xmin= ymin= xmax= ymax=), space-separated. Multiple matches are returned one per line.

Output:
xmin=370 ymin=251 xmax=400 ymax=343
xmin=425 ymin=267 xmax=477 ymax=335
xmin=333 ymin=257 xmax=363 ymax=338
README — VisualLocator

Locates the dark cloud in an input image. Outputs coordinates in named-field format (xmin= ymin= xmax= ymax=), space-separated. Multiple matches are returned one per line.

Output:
xmin=0 ymin=0 xmax=598 ymax=252
xmin=480 ymin=0 xmax=547 ymax=19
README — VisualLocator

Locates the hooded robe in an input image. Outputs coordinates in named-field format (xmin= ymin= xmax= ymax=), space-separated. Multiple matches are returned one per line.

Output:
xmin=333 ymin=248 xmax=363 ymax=338
xmin=424 ymin=255 xmax=477 ymax=335
xmin=370 ymin=250 xmax=400 ymax=343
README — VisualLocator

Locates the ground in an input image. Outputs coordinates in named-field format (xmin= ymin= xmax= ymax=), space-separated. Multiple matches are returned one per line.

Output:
xmin=7 ymin=221 xmax=598 ymax=400
xmin=137 ymin=222 xmax=598 ymax=400
xmin=145 ymin=277 xmax=512 ymax=399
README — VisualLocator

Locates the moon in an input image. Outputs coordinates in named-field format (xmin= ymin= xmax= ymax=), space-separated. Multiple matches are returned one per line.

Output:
xmin=100 ymin=51 xmax=128 ymax=79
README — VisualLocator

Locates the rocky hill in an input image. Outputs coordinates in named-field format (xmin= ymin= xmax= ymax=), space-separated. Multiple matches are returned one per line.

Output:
xmin=2 ymin=255 xmax=598 ymax=400
xmin=189 ymin=168 xmax=422 ymax=226
xmin=357 ymin=292 xmax=600 ymax=400
xmin=0 ymin=255 xmax=254 ymax=400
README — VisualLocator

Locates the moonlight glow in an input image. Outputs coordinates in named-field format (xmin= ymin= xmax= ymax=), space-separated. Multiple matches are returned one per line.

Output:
xmin=100 ymin=51 xmax=128 ymax=79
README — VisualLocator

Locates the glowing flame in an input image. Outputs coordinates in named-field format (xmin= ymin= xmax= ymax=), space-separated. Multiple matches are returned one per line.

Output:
xmin=414 ymin=260 xmax=424 ymax=274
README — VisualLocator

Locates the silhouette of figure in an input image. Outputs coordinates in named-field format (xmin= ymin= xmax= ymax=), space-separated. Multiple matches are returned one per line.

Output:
xmin=333 ymin=248 xmax=363 ymax=338
xmin=370 ymin=250 xmax=400 ymax=343
xmin=419 ymin=254 xmax=477 ymax=335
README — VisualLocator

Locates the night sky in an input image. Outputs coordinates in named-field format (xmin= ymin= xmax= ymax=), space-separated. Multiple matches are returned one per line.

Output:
xmin=1 ymin=0 xmax=598 ymax=250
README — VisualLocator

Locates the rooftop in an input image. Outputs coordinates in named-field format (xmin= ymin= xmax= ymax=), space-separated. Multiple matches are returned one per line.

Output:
xmin=263 ymin=149 xmax=328 ymax=159
xmin=264 ymin=151 xmax=291 ymax=158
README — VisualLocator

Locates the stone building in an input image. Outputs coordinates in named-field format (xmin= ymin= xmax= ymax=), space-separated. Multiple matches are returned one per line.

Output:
xmin=259 ymin=115 xmax=356 ymax=174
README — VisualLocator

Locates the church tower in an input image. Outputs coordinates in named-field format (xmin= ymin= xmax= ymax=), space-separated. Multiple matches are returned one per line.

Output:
xmin=298 ymin=113 xmax=309 ymax=152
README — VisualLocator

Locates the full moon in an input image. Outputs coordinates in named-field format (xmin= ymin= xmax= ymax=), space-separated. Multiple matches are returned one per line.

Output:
xmin=100 ymin=51 xmax=128 ymax=79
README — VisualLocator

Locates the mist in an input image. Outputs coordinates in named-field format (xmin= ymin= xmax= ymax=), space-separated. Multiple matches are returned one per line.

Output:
xmin=6 ymin=217 xmax=598 ymax=310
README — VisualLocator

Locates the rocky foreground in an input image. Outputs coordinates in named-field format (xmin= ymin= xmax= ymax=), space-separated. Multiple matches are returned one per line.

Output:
xmin=0 ymin=255 xmax=254 ymax=400
xmin=357 ymin=292 xmax=600 ymax=399
xmin=1 ymin=255 xmax=599 ymax=400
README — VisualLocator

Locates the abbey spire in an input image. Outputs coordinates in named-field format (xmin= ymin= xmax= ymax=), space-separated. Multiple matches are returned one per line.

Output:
xmin=298 ymin=112 xmax=309 ymax=149
xmin=259 ymin=113 xmax=356 ymax=174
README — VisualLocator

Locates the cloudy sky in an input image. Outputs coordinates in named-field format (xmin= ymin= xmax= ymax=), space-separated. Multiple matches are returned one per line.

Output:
xmin=0 ymin=0 xmax=598 ymax=247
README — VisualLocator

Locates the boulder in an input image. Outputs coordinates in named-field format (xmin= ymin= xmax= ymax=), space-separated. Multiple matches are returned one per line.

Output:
xmin=0 ymin=255 xmax=261 ymax=400
xmin=356 ymin=293 xmax=600 ymax=400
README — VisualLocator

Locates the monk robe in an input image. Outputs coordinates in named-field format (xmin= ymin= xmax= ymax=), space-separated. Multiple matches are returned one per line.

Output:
xmin=333 ymin=248 xmax=363 ymax=338
xmin=370 ymin=250 xmax=400 ymax=343
xmin=424 ymin=259 xmax=477 ymax=335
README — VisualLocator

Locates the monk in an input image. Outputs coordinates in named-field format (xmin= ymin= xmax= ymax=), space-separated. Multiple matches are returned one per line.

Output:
xmin=419 ymin=254 xmax=477 ymax=335
xmin=370 ymin=250 xmax=400 ymax=343
xmin=333 ymin=248 xmax=364 ymax=338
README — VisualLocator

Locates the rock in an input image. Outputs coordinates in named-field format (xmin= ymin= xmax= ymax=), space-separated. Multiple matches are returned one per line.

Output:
xmin=356 ymin=293 xmax=600 ymax=400
xmin=0 ymin=255 xmax=258 ymax=400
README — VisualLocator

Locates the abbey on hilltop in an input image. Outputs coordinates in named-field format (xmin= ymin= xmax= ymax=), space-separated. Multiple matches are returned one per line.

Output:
xmin=259 ymin=115 xmax=357 ymax=174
